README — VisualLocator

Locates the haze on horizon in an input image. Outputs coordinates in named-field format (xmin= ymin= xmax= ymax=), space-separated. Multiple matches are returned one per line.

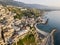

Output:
xmin=14 ymin=0 xmax=60 ymax=7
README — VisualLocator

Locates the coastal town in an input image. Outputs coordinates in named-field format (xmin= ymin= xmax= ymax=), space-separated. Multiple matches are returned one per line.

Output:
xmin=0 ymin=4 xmax=56 ymax=45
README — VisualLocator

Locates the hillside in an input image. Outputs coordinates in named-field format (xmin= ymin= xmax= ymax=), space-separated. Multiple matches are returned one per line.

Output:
xmin=0 ymin=0 xmax=60 ymax=11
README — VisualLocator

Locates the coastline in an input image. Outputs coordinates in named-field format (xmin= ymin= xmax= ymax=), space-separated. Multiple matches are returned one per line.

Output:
xmin=35 ymin=16 xmax=56 ymax=45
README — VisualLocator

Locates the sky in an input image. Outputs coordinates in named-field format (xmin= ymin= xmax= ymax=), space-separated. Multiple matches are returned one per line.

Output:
xmin=14 ymin=0 xmax=60 ymax=7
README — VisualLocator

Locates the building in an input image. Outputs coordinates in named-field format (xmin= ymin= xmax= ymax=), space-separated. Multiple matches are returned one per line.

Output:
xmin=0 ymin=5 xmax=16 ymax=45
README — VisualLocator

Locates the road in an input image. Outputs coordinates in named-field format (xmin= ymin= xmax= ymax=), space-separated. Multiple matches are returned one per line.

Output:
xmin=35 ymin=23 xmax=56 ymax=45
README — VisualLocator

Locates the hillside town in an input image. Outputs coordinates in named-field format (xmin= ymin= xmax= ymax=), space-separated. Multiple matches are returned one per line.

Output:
xmin=0 ymin=5 xmax=55 ymax=45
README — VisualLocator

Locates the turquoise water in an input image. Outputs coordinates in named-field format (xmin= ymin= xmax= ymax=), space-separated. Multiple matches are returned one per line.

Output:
xmin=37 ymin=11 xmax=60 ymax=45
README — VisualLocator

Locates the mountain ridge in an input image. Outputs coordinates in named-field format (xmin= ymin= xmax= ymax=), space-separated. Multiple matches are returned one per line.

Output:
xmin=0 ymin=0 xmax=60 ymax=11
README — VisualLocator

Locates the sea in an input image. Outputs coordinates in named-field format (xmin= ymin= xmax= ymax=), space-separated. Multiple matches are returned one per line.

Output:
xmin=37 ymin=11 xmax=60 ymax=45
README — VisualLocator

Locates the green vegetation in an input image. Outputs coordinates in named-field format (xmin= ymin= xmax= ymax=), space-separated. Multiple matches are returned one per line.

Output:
xmin=22 ymin=34 xmax=36 ymax=45
xmin=13 ymin=34 xmax=36 ymax=45
xmin=14 ymin=9 xmax=41 ymax=19
xmin=17 ymin=39 xmax=24 ymax=45
xmin=13 ymin=43 xmax=16 ymax=45
xmin=7 ymin=7 xmax=43 ymax=19
xmin=14 ymin=13 xmax=24 ymax=19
